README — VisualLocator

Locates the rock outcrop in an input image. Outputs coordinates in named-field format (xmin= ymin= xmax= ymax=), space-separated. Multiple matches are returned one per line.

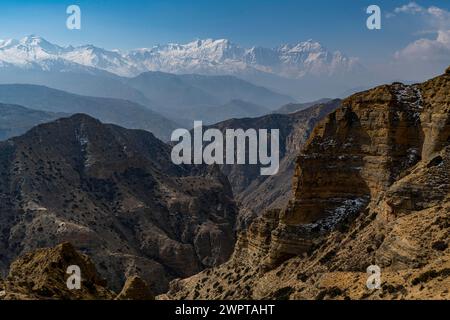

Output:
xmin=163 ymin=67 xmax=450 ymax=300
xmin=116 ymin=275 xmax=154 ymax=300
xmin=0 ymin=242 xmax=114 ymax=300
xmin=0 ymin=114 xmax=237 ymax=294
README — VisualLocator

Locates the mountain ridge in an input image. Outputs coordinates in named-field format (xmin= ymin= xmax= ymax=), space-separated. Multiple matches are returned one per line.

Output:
xmin=0 ymin=103 xmax=67 ymax=140
xmin=0 ymin=113 xmax=238 ymax=293
xmin=0 ymin=84 xmax=178 ymax=141
xmin=0 ymin=35 xmax=360 ymax=79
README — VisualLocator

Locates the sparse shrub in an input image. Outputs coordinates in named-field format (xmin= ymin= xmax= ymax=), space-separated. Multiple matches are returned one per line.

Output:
xmin=412 ymin=268 xmax=450 ymax=285
xmin=315 ymin=287 xmax=343 ymax=300
xmin=432 ymin=241 xmax=448 ymax=251
xmin=272 ymin=286 xmax=294 ymax=300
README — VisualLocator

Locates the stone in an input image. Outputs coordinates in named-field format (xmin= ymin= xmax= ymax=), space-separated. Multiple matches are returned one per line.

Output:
xmin=116 ymin=276 xmax=154 ymax=300
xmin=1 ymin=243 xmax=114 ymax=300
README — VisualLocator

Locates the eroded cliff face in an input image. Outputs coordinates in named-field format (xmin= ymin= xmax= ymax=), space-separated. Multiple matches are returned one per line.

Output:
xmin=251 ymin=69 xmax=450 ymax=269
xmin=163 ymin=68 xmax=450 ymax=300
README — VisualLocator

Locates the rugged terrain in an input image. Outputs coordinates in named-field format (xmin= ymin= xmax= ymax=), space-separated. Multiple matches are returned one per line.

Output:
xmin=1 ymin=68 xmax=449 ymax=300
xmin=0 ymin=114 xmax=237 ymax=293
xmin=163 ymin=67 xmax=450 ymax=300
xmin=206 ymin=100 xmax=341 ymax=228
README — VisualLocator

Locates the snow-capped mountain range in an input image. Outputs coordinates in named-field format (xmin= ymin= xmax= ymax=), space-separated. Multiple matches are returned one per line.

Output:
xmin=0 ymin=35 xmax=361 ymax=79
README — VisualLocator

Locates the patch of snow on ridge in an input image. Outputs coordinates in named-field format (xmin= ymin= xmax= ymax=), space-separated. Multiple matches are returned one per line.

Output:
xmin=75 ymin=125 xmax=96 ymax=167
xmin=75 ymin=128 xmax=89 ymax=147
xmin=304 ymin=197 xmax=369 ymax=233
xmin=394 ymin=84 xmax=424 ymax=109
xmin=393 ymin=83 xmax=424 ymax=124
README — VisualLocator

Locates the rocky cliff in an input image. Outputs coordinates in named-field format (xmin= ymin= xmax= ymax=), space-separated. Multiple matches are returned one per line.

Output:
xmin=163 ymin=67 xmax=450 ymax=300
xmin=0 ymin=114 xmax=237 ymax=294
xmin=206 ymin=99 xmax=341 ymax=228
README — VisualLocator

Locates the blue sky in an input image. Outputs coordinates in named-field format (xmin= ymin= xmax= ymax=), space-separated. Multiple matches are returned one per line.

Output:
xmin=0 ymin=0 xmax=449 ymax=65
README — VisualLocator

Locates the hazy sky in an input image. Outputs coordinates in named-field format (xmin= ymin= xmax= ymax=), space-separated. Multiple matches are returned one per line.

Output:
xmin=0 ymin=0 xmax=449 ymax=79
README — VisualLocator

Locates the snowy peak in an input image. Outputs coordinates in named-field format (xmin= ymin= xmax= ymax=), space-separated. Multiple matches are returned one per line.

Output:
xmin=20 ymin=35 xmax=48 ymax=46
xmin=125 ymin=38 xmax=360 ymax=78
xmin=277 ymin=39 xmax=323 ymax=52
xmin=18 ymin=35 xmax=66 ymax=54
xmin=0 ymin=35 xmax=69 ymax=66
xmin=128 ymin=38 xmax=244 ymax=62
xmin=0 ymin=35 xmax=362 ymax=79
xmin=62 ymin=44 xmax=137 ymax=75
xmin=271 ymin=40 xmax=359 ymax=77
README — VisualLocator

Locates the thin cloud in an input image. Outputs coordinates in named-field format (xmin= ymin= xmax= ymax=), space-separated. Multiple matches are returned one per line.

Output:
xmin=395 ymin=30 xmax=450 ymax=62
xmin=389 ymin=2 xmax=450 ymax=29
xmin=394 ymin=2 xmax=423 ymax=15
xmin=392 ymin=2 xmax=450 ymax=68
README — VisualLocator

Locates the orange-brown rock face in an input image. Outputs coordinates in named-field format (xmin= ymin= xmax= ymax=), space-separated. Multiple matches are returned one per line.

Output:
xmin=266 ymin=71 xmax=449 ymax=265
xmin=289 ymin=84 xmax=423 ymax=223
xmin=218 ymin=68 xmax=450 ymax=271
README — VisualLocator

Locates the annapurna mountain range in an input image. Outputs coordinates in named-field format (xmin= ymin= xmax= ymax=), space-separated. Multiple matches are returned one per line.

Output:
xmin=0 ymin=35 xmax=368 ymax=100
